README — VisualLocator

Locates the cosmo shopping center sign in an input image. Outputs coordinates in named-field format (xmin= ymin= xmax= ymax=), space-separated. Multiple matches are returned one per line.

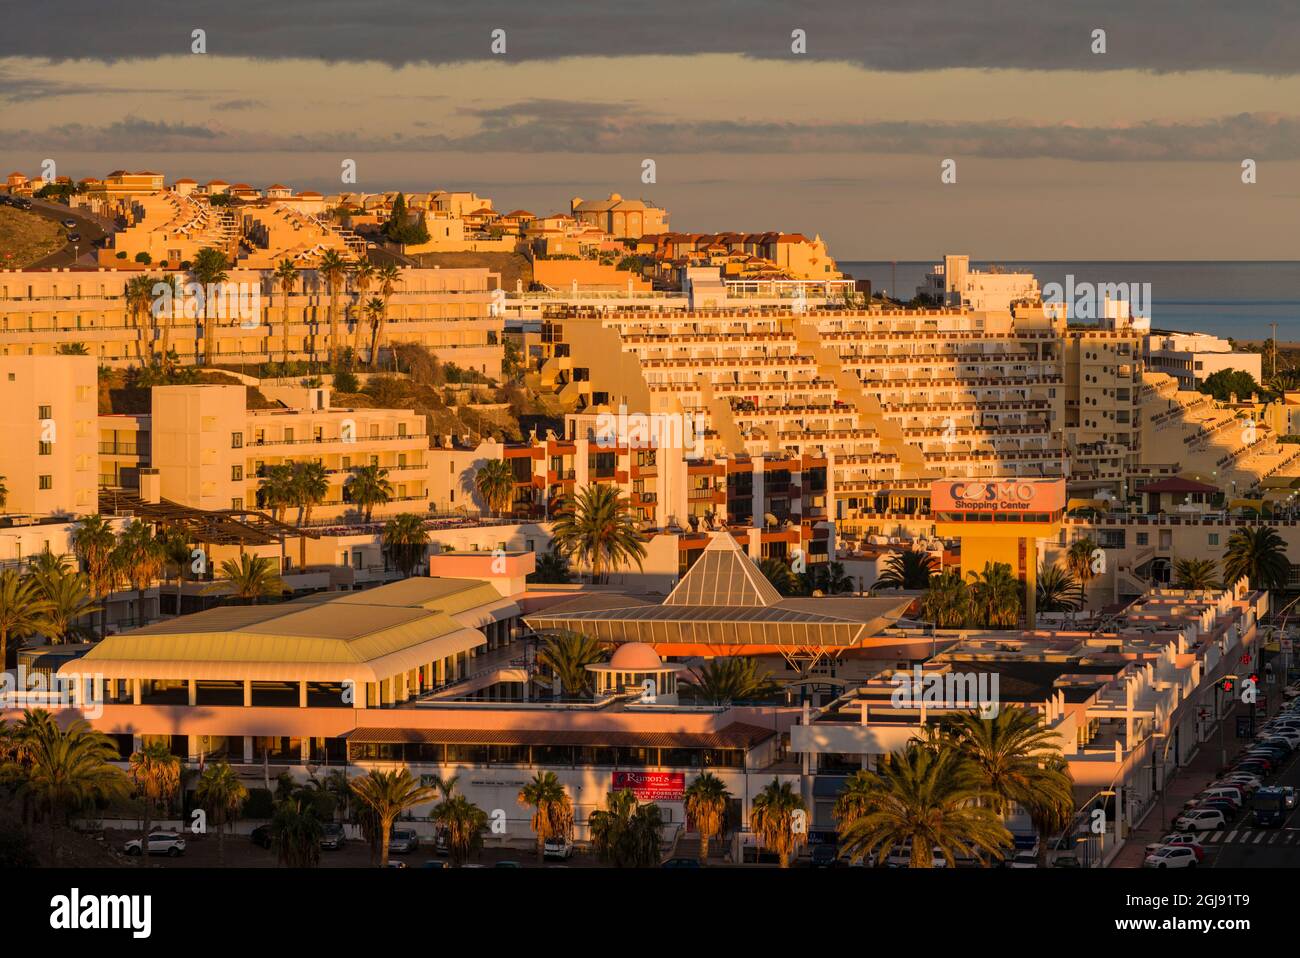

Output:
xmin=931 ymin=478 xmax=1066 ymax=514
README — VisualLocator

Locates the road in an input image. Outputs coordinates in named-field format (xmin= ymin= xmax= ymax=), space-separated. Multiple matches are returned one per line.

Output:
xmin=20 ymin=196 xmax=113 ymax=268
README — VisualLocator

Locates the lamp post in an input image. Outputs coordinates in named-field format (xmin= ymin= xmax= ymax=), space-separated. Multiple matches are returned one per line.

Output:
xmin=1218 ymin=673 xmax=1238 ymax=769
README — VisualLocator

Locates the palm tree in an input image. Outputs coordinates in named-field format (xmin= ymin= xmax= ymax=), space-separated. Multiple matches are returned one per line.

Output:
xmin=349 ymin=769 xmax=438 ymax=867
xmin=371 ymin=263 xmax=402 ymax=369
xmin=152 ymin=274 xmax=183 ymax=364
xmin=1223 ymin=526 xmax=1289 ymax=593
xmin=473 ymin=459 xmax=515 ymax=517
xmin=873 ymin=550 xmax=939 ymax=590
xmin=363 ymin=297 xmax=386 ymax=368
xmin=517 ymin=771 xmax=574 ymax=861
xmin=750 ymin=778 xmax=807 ymax=868
xmin=128 ymin=740 xmax=181 ymax=867
xmin=1027 ymin=755 xmax=1075 ymax=867
xmin=836 ymin=744 xmax=1013 ymax=868
xmin=16 ymin=711 xmax=128 ymax=855
xmin=0 ymin=475 xmax=7 ymax=511
xmin=551 ymin=484 xmax=648 ymax=584
xmin=195 ymin=761 xmax=248 ymax=866
xmin=124 ymin=275 xmax=157 ymax=362
xmin=291 ymin=460 xmax=329 ymax=527
xmin=919 ymin=568 xmax=969 ymax=628
xmin=683 ymin=771 xmax=731 ymax=863
xmin=807 ymin=560 xmax=853 ymax=595
xmin=1173 ymin=557 xmax=1221 ymax=590
xmin=588 ymin=789 xmax=663 ymax=867
xmin=112 ymin=519 xmax=164 ymax=627
xmin=258 ymin=463 xmax=297 ymax=523
xmin=0 ymin=569 xmax=54 ymax=670
xmin=967 ymin=561 xmax=1022 ymax=628
xmin=271 ymin=795 xmax=323 ymax=867
xmin=350 ymin=259 xmax=376 ymax=362
xmin=535 ymin=631 xmax=605 ymax=699
xmin=431 ymin=794 xmax=489 ymax=866
xmin=32 ymin=567 xmax=99 ymax=644
xmin=1066 ymin=536 xmax=1100 ymax=600
xmin=209 ymin=555 xmax=284 ymax=604
xmin=157 ymin=527 xmax=191 ymax=616
xmin=191 ymin=247 xmax=229 ymax=364
xmin=382 ymin=513 xmax=429 ymax=578
xmin=1036 ymin=564 xmax=1083 ymax=613
xmin=316 ymin=249 xmax=349 ymax=369
xmin=273 ymin=258 xmax=299 ymax=365
xmin=942 ymin=707 xmax=1075 ymax=827
xmin=346 ymin=464 xmax=393 ymax=523
xmin=757 ymin=556 xmax=798 ymax=595
xmin=71 ymin=515 xmax=118 ymax=641
xmin=528 ymin=548 xmax=573 ymax=584
xmin=688 ymin=657 xmax=777 ymax=705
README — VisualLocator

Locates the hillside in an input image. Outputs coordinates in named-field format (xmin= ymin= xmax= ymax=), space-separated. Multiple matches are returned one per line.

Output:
xmin=0 ymin=206 xmax=64 ymax=266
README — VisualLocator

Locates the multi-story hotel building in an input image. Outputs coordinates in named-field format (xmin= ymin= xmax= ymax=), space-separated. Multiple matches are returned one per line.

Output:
xmin=0 ymin=265 xmax=503 ymax=375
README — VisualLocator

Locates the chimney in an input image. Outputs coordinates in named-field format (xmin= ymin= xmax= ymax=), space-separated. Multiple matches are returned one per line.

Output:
xmin=138 ymin=468 xmax=161 ymax=504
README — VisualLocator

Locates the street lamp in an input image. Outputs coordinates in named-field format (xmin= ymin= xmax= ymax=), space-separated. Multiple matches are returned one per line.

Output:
xmin=1217 ymin=673 xmax=1238 ymax=768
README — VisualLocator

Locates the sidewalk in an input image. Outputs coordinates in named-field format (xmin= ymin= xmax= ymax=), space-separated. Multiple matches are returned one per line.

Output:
xmin=1110 ymin=701 xmax=1258 ymax=868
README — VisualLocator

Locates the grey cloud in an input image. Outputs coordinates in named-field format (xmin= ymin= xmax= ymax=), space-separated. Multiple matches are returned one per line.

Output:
xmin=2 ymin=0 xmax=1299 ymax=74
xmin=211 ymin=98 xmax=265 ymax=111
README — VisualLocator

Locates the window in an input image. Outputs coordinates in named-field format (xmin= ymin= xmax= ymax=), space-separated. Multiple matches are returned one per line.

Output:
xmin=231 ymin=498 xmax=243 ymax=510
xmin=1136 ymin=532 xmax=1148 ymax=546
xmin=37 ymin=441 xmax=51 ymax=456
xmin=231 ymin=465 xmax=243 ymax=481
xmin=38 ymin=475 xmax=52 ymax=490
xmin=397 ymin=422 xmax=407 ymax=437
xmin=37 ymin=405 xmax=51 ymax=420
xmin=231 ymin=432 xmax=243 ymax=448
xmin=1209 ymin=533 xmax=1220 ymax=546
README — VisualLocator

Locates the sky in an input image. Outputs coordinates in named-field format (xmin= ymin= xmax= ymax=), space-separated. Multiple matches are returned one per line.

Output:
xmin=3 ymin=1 xmax=1300 ymax=259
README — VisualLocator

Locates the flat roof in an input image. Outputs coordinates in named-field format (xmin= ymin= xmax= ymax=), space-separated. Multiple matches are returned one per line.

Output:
xmin=346 ymin=722 xmax=775 ymax=750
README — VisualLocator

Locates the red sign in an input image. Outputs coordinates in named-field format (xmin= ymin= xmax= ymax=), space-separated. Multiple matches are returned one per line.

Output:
xmin=611 ymin=771 xmax=685 ymax=801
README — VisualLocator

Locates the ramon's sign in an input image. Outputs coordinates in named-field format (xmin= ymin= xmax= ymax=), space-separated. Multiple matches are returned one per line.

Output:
xmin=931 ymin=478 xmax=1065 ymax=514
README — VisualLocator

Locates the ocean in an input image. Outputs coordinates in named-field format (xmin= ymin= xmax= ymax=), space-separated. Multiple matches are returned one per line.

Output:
xmin=839 ymin=261 xmax=1300 ymax=343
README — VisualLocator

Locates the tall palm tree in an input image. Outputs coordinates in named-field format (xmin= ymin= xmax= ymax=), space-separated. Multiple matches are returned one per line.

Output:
xmin=431 ymin=794 xmax=489 ymax=866
xmin=363 ymin=297 xmax=386 ymax=368
xmin=124 ymin=275 xmax=157 ymax=362
xmin=688 ymin=657 xmax=777 ymax=705
xmin=757 ymin=556 xmax=798 ymax=595
xmin=1036 ymin=564 xmax=1083 ymax=613
xmin=807 ymin=560 xmax=853 ymax=595
xmin=749 ymin=778 xmax=807 ymax=868
xmin=0 ymin=475 xmax=8 ymax=512
xmin=371 ymin=263 xmax=402 ymax=369
xmin=942 ymin=707 xmax=1075 ymax=826
xmin=966 ymin=561 xmax=1022 ymax=628
xmin=529 ymin=548 xmax=573 ymax=584
xmin=128 ymin=740 xmax=181 ymax=867
xmin=17 ymin=711 xmax=128 ymax=856
xmin=273 ymin=258 xmax=299 ymax=365
xmin=271 ymin=795 xmax=323 ymax=867
xmin=0 ymin=569 xmax=54 ymax=670
xmin=258 ymin=463 xmax=297 ymax=523
xmin=191 ymin=247 xmax=229 ymax=365
xmin=1065 ymin=536 xmax=1100 ymax=599
xmin=517 ymin=771 xmax=574 ymax=861
xmin=551 ymin=484 xmax=648 ymax=584
xmin=71 ymin=515 xmax=118 ymax=641
xmin=112 ymin=519 xmax=164 ymax=627
xmin=920 ymin=569 xmax=970 ymax=628
xmin=473 ymin=459 xmax=515 ymax=518
xmin=350 ymin=258 xmax=376 ymax=362
xmin=31 ymin=567 xmax=99 ymax=644
xmin=535 ymin=631 xmax=605 ymax=699
xmin=346 ymin=464 xmax=393 ymax=523
xmin=683 ymin=771 xmax=731 ymax=863
xmin=382 ymin=513 xmax=429 ymax=578
xmin=1223 ymin=525 xmax=1289 ymax=593
xmin=316 ymin=249 xmax=349 ymax=369
xmin=588 ymin=789 xmax=663 ymax=867
xmin=157 ymin=526 xmax=192 ymax=616
xmin=153 ymin=273 xmax=183 ymax=363
xmin=836 ymin=744 xmax=1013 ymax=868
xmin=1173 ymin=556 xmax=1221 ymax=590
xmin=291 ymin=460 xmax=329 ymax=527
xmin=349 ymin=769 xmax=438 ymax=867
xmin=873 ymin=550 xmax=939 ymax=591
xmin=208 ymin=555 xmax=284 ymax=605
xmin=195 ymin=761 xmax=248 ymax=866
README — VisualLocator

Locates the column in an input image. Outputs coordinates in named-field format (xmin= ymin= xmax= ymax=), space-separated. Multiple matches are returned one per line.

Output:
xmin=187 ymin=679 xmax=197 ymax=707
xmin=299 ymin=681 xmax=308 ymax=708
xmin=243 ymin=680 xmax=252 ymax=707
xmin=132 ymin=679 xmax=142 ymax=705
xmin=1024 ymin=536 xmax=1038 ymax=629
xmin=243 ymin=736 xmax=254 ymax=764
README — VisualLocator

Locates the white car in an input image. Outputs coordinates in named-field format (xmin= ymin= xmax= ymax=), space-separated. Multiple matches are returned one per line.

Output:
xmin=123 ymin=832 xmax=187 ymax=857
xmin=1174 ymin=808 xmax=1225 ymax=832
xmin=1145 ymin=834 xmax=1204 ymax=856
xmin=543 ymin=839 xmax=574 ymax=861
xmin=1007 ymin=851 xmax=1039 ymax=868
xmin=1144 ymin=845 xmax=1199 ymax=868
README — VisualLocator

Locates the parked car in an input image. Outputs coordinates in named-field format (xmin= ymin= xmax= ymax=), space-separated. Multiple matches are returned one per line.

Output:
xmin=66 ymin=232 xmax=80 ymax=243
xmin=421 ymin=860 xmax=447 ymax=869
xmin=1282 ymin=786 xmax=1297 ymax=810
xmin=543 ymin=839 xmax=574 ymax=861
xmin=61 ymin=218 xmax=76 ymax=229
xmin=123 ymin=832 xmax=187 ymax=857
xmin=810 ymin=844 xmax=840 ymax=868
xmin=389 ymin=828 xmax=419 ymax=853
xmin=494 ymin=861 xmax=521 ymax=868
xmin=660 ymin=857 xmax=703 ymax=868
xmin=1144 ymin=845 xmax=1199 ymax=868
xmin=386 ymin=860 xmax=407 ymax=869
xmin=320 ymin=822 xmax=345 ymax=850
xmin=1007 ymin=851 xmax=1039 ymax=868
xmin=1175 ymin=808 xmax=1226 ymax=832
xmin=1145 ymin=834 xmax=1204 ymax=860
xmin=1198 ymin=786 xmax=1243 ymax=807
xmin=250 ymin=825 xmax=273 ymax=849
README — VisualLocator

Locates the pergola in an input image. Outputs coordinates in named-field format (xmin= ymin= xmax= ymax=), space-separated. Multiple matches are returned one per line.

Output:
xmin=97 ymin=490 xmax=317 ymax=548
